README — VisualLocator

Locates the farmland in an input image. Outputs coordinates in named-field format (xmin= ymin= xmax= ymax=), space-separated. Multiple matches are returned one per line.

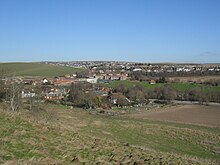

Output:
xmin=0 ymin=62 xmax=83 ymax=77
xmin=0 ymin=103 xmax=220 ymax=164
xmin=168 ymin=76 xmax=220 ymax=83
xmin=125 ymin=104 xmax=220 ymax=127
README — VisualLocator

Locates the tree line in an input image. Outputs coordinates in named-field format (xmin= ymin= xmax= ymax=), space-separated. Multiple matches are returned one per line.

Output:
xmin=1 ymin=78 xmax=220 ymax=112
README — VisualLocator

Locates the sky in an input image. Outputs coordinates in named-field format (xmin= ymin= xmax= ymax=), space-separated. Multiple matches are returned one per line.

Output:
xmin=0 ymin=0 xmax=220 ymax=63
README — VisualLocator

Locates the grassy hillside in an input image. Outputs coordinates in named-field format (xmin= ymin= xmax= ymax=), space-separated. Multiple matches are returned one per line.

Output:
xmin=0 ymin=62 xmax=83 ymax=77
xmin=0 ymin=103 xmax=219 ymax=164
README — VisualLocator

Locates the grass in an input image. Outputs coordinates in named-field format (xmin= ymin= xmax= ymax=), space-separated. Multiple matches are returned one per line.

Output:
xmin=0 ymin=104 xmax=220 ymax=164
xmin=0 ymin=62 xmax=83 ymax=77
xmin=107 ymin=80 xmax=220 ymax=92
xmin=82 ymin=115 xmax=220 ymax=161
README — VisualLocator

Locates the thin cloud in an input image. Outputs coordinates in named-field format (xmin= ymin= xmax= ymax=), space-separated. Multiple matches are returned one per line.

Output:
xmin=199 ymin=51 xmax=220 ymax=57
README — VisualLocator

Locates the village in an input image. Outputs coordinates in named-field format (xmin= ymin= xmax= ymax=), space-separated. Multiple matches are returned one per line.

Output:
xmin=1 ymin=62 xmax=220 ymax=111
xmin=1 ymin=70 xmax=137 ymax=110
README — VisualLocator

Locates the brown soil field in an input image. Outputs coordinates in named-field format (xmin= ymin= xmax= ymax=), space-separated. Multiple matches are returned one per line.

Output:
xmin=168 ymin=75 xmax=220 ymax=83
xmin=127 ymin=105 xmax=220 ymax=127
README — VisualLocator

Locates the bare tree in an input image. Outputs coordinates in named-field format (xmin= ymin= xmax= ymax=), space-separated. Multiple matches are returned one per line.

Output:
xmin=153 ymin=85 xmax=177 ymax=102
xmin=10 ymin=75 xmax=22 ymax=112
xmin=127 ymin=86 xmax=147 ymax=105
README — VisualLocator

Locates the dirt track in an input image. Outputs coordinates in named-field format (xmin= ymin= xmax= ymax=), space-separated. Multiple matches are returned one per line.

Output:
xmin=128 ymin=105 xmax=220 ymax=127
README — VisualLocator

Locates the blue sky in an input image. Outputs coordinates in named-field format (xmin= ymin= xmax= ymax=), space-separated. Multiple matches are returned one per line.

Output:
xmin=0 ymin=0 xmax=220 ymax=63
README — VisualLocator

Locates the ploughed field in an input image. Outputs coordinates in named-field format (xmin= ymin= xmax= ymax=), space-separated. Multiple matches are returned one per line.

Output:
xmin=0 ymin=103 xmax=220 ymax=164
xmin=127 ymin=105 xmax=220 ymax=127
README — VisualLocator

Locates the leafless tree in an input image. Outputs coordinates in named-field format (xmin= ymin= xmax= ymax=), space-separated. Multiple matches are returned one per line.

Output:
xmin=9 ymin=75 xmax=22 ymax=112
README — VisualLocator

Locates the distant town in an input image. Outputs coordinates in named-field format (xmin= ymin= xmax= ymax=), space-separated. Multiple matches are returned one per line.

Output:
xmin=43 ymin=61 xmax=220 ymax=73
xmin=43 ymin=60 xmax=220 ymax=77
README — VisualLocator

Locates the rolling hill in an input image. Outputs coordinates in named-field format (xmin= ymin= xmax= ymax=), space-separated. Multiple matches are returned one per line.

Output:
xmin=0 ymin=62 xmax=83 ymax=77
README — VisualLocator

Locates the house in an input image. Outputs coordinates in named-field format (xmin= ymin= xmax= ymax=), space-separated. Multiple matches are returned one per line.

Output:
xmin=103 ymin=73 xmax=127 ymax=81
xmin=54 ymin=79 xmax=75 ymax=86
xmin=86 ymin=78 xmax=98 ymax=84
xmin=42 ymin=78 xmax=54 ymax=85
xmin=42 ymin=78 xmax=49 ymax=84
xmin=149 ymin=80 xmax=156 ymax=85
xmin=93 ymin=74 xmax=105 ymax=79
xmin=119 ymin=72 xmax=128 ymax=80
xmin=133 ymin=68 xmax=142 ymax=72
xmin=22 ymin=79 xmax=35 ymax=85
xmin=44 ymin=88 xmax=66 ymax=101
xmin=77 ymin=78 xmax=98 ymax=84
xmin=21 ymin=89 xmax=36 ymax=98
xmin=72 ymin=74 xmax=77 ymax=77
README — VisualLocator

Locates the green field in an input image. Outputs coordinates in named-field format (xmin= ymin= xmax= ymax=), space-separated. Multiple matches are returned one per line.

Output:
xmin=107 ymin=80 xmax=220 ymax=92
xmin=0 ymin=62 xmax=83 ymax=77
xmin=0 ymin=103 xmax=219 ymax=164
